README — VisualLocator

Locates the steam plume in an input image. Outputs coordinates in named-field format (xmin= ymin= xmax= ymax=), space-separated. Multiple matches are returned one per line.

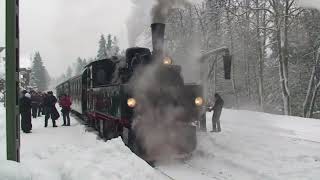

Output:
xmin=127 ymin=0 xmax=194 ymax=46
xmin=152 ymin=0 xmax=190 ymax=23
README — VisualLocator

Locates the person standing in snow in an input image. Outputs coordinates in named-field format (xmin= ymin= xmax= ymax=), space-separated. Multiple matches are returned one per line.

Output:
xmin=208 ymin=93 xmax=224 ymax=132
xmin=30 ymin=91 xmax=38 ymax=119
xmin=58 ymin=94 xmax=72 ymax=126
xmin=20 ymin=91 xmax=32 ymax=133
xmin=43 ymin=91 xmax=59 ymax=127
xmin=36 ymin=92 xmax=44 ymax=117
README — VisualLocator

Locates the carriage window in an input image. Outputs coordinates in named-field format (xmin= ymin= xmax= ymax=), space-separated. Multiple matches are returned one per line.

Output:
xmin=93 ymin=60 xmax=115 ymax=87
xmin=96 ymin=69 xmax=106 ymax=85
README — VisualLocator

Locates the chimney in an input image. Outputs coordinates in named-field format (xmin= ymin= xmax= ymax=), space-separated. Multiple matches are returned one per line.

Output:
xmin=151 ymin=23 xmax=165 ymax=60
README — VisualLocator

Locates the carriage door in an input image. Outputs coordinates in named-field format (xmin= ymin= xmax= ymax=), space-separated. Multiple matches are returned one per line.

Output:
xmin=87 ymin=66 xmax=94 ymax=112
xmin=82 ymin=69 xmax=88 ymax=113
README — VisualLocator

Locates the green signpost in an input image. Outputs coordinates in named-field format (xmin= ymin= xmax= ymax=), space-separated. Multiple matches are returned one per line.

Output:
xmin=6 ymin=0 xmax=20 ymax=162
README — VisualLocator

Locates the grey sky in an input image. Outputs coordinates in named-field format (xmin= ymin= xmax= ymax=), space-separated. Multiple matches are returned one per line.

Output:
xmin=1 ymin=0 xmax=133 ymax=77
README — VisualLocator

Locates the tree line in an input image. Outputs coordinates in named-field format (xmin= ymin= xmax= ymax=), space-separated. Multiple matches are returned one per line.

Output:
xmin=164 ymin=0 xmax=320 ymax=118
xmin=57 ymin=34 xmax=121 ymax=82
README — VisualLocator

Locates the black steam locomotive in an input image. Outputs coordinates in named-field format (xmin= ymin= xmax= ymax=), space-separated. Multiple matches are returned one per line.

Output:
xmin=56 ymin=23 xmax=218 ymax=160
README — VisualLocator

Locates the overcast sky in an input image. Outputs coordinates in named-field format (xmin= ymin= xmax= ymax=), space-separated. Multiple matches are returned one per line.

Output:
xmin=0 ymin=0 xmax=133 ymax=77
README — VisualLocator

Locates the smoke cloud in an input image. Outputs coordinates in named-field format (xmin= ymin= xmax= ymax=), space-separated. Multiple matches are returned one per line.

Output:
xmin=127 ymin=0 xmax=154 ymax=46
xmin=152 ymin=0 xmax=191 ymax=23
xmin=130 ymin=62 xmax=197 ymax=160
xmin=127 ymin=0 xmax=204 ymax=160
xmin=127 ymin=0 xmax=194 ymax=46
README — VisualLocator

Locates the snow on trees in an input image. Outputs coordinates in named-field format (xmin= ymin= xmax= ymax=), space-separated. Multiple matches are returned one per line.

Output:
xmin=162 ymin=0 xmax=320 ymax=117
xmin=66 ymin=66 xmax=73 ymax=79
xmin=97 ymin=35 xmax=108 ymax=60
xmin=98 ymin=34 xmax=120 ymax=60
xmin=74 ymin=57 xmax=87 ymax=75
xmin=30 ymin=52 xmax=50 ymax=91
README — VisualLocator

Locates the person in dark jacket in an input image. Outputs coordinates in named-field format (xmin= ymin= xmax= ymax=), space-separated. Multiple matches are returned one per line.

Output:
xmin=36 ymin=92 xmax=44 ymax=117
xmin=31 ymin=91 xmax=38 ymax=118
xmin=43 ymin=91 xmax=59 ymax=127
xmin=208 ymin=93 xmax=224 ymax=132
xmin=20 ymin=91 xmax=32 ymax=133
xmin=58 ymin=94 xmax=72 ymax=126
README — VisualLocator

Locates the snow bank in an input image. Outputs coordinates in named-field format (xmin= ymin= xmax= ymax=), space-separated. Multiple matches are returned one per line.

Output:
xmin=195 ymin=109 xmax=320 ymax=180
xmin=0 ymin=160 xmax=32 ymax=180
xmin=0 ymin=103 xmax=6 ymax=159
xmin=19 ymin=137 xmax=163 ymax=180
xmin=60 ymin=138 xmax=159 ymax=180
xmin=158 ymin=109 xmax=320 ymax=180
xmin=0 ymin=105 xmax=165 ymax=180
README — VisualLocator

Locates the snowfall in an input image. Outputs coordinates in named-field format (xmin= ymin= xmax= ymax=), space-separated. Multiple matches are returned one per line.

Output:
xmin=0 ymin=104 xmax=319 ymax=180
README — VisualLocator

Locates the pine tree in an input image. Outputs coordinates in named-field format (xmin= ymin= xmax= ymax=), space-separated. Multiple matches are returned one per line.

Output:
xmin=30 ymin=52 xmax=49 ymax=91
xmin=111 ymin=36 xmax=120 ymax=56
xmin=82 ymin=58 xmax=87 ymax=67
xmin=97 ymin=35 xmax=108 ymax=60
xmin=75 ymin=57 xmax=84 ymax=74
xmin=66 ymin=66 xmax=73 ymax=78
xmin=106 ymin=34 xmax=113 ymax=56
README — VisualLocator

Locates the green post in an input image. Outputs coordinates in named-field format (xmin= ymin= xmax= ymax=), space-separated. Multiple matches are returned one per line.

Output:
xmin=6 ymin=0 xmax=20 ymax=162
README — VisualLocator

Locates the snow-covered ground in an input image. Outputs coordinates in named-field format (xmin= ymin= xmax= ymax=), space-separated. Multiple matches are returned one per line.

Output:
xmin=1 ymin=105 xmax=320 ymax=180
xmin=0 ymin=104 xmax=165 ymax=180
xmin=158 ymin=110 xmax=320 ymax=180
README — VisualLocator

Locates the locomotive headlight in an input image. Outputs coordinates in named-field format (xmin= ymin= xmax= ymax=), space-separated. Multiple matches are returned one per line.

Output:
xmin=127 ymin=98 xmax=137 ymax=108
xmin=195 ymin=97 xmax=204 ymax=106
xmin=163 ymin=57 xmax=173 ymax=65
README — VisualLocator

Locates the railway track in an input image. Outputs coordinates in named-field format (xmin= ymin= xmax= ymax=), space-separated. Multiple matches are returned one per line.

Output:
xmin=73 ymin=113 xmax=218 ymax=180
xmin=155 ymin=167 xmax=176 ymax=180
xmin=155 ymin=161 xmax=223 ymax=180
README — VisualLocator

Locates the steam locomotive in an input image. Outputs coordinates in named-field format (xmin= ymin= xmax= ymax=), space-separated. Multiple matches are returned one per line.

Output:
xmin=56 ymin=23 xmax=227 ymax=161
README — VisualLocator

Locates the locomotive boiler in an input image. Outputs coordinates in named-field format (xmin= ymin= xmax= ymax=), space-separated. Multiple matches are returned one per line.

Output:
xmin=56 ymin=23 xmax=226 ymax=161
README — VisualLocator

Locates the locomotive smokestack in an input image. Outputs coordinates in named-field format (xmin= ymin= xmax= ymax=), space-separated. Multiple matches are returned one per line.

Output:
xmin=151 ymin=23 xmax=165 ymax=60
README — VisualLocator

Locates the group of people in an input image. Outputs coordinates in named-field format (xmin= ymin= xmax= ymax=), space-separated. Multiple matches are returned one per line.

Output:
xmin=19 ymin=90 xmax=72 ymax=133
xmin=19 ymin=90 xmax=224 ymax=134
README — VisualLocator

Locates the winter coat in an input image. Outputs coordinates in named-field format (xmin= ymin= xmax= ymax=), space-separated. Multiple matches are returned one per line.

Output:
xmin=59 ymin=96 xmax=72 ymax=111
xmin=19 ymin=96 xmax=32 ymax=132
xmin=213 ymin=97 xmax=224 ymax=112
xmin=211 ymin=95 xmax=224 ymax=122
xmin=20 ymin=96 xmax=32 ymax=114
xmin=43 ymin=95 xmax=58 ymax=116
xmin=43 ymin=95 xmax=57 ymax=108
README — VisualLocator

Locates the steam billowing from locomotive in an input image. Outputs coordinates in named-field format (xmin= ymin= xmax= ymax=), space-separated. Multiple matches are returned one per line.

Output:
xmin=126 ymin=0 xmax=205 ymax=160
xmin=127 ymin=0 xmax=192 ymax=46
xmin=152 ymin=0 xmax=190 ymax=23
xmin=129 ymin=22 xmax=200 ymax=160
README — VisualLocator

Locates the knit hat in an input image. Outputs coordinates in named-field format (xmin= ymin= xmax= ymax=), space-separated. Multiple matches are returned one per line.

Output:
xmin=25 ymin=93 xmax=31 ymax=98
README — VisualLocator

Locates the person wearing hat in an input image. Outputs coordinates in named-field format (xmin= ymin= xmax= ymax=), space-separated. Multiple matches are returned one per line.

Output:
xmin=58 ymin=93 xmax=72 ymax=126
xmin=19 ymin=92 xmax=32 ymax=133
xmin=43 ymin=91 xmax=59 ymax=127
xmin=30 ymin=90 xmax=39 ymax=119
xmin=208 ymin=93 xmax=224 ymax=132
